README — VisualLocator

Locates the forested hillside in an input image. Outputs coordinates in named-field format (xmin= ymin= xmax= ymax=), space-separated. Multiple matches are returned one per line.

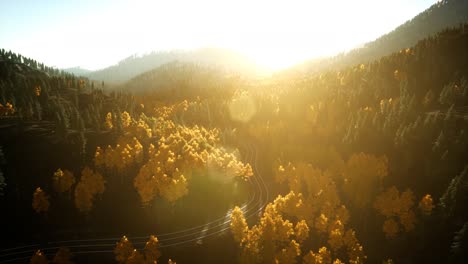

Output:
xmin=0 ymin=48 xmax=134 ymax=138
xmin=296 ymin=0 xmax=468 ymax=74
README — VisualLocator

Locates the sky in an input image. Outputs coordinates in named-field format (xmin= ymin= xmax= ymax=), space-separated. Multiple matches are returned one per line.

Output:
xmin=0 ymin=0 xmax=438 ymax=71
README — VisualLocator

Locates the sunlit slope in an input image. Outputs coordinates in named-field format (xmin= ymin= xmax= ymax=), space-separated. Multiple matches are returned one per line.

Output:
xmin=226 ymin=25 xmax=468 ymax=263
xmin=293 ymin=0 xmax=468 ymax=75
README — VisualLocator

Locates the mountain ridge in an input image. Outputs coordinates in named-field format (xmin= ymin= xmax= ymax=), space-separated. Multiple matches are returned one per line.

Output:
xmin=285 ymin=0 xmax=468 ymax=76
xmin=77 ymin=47 xmax=266 ymax=84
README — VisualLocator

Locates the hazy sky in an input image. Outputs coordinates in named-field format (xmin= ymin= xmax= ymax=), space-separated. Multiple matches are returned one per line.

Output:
xmin=0 ymin=0 xmax=438 ymax=70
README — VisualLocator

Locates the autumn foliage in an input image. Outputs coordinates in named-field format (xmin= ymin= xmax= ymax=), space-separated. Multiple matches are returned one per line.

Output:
xmin=114 ymin=235 xmax=169 ymax=264
xmin=32 ymin=187 xmax=50 ymax=213
xmin=74 ymin=167 xmax=105 ymax=213
xmin=52 ymin=168 xmax=75 ymax=193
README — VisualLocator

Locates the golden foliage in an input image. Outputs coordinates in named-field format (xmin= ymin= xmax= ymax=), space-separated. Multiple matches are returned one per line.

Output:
xmin=144 ymin=235 xmax=161 ymax=263
xmin=315 ymin=214 xmax=328 ymax=234
xmin=231 ymin=186 xmax=365 ymax=264
xmin=32 ymin=187 xmax=50 ymax=213
xmin=373 ymin=186 xmax=401 ymax=217
xmin=114 ymin=235 xmax=165 ymax=264
xmin=374 ymin=186 xmax=417 ymax=238
xmin=134 ymin=121 xmax=251 ymax=204
xmin=274 ymin=162 xmax=343 ymax=226
xmin=303 ymin=247 xmax=331 ymax=264
xmin=80 ymin=167 xmax=105 ymax=195
xmin=382 ymin=218 xmax=399 ymax=238
xmin=104 ymin=112 xmax=113 ymax=129
xmin=268 ymin=160 xmax=366 ymax=263
xmin=114 ymin=236 xmax=134 ymax=263
xmin=419 ymin=194 xmax=434 ymax=215
xmin=52 ymin=169 xmax=75 ymax=193
xmin=52 ymin=248 xmax=73 ymax=264
xmin=126 ymin=249 xmax=144 ymax=264
xmin=30 ymin=250 xmax=48 ymax=264
xmin=327 ymin=220 xmax=344 ymax=251
xmin=343 ymin=229 xmax=366 ymax=263
xmin=74 ymin=182 xmax=93 ymax=213
xmin=231 ymin=203 xmax=297 ymax=263
xmin=399 ymin=211 xmax=416 ymax=232
xmin=0 ymin=102 xmax=15 ymax=116
xmin=159 ymin=173 xmax=188 ymax=203
xmin=231 ymin=206 xmax=248 ymax=243
xmin=74 ymin=167 xmax=105 ymax=213
xmin=343 ymin=153 xmax=388 ymax=208
xmin=35 ymin=86 xmax=41 ymax=96
xmin=294 ymin=220 xmax=310 ymax=243
xmin=273 ymin=191 xmax=304 ymax=218
xmin=94 ymin=146 xmax=105 ymax=167
xmin=335 ymin=206 xmax=350 ymax=226
xmin=121 ymin=111 xmax=132 ymax=129
xmin=274 ymin=239 xmax=301 ymax=264
xmin=95 ymin=136 xmax=145 ymax=172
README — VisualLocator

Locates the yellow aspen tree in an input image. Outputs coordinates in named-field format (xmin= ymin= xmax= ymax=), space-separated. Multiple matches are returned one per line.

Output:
xmin=121 ymin=111 xmax=132 ymax=129
xmin=74 ymin=182 xmax=93 ymax=213
xmin=382 ymin=218 xmax=399 ymax=238
xmin=343 ymin=229 xmax=366 ymax=262
xmin=104 ymin=112 xmax=113 ymax=129
xmin=126 ymin=249 xmax=144 ymax=264
xmin=52 ymin=247 xmax=73 ymax=264
xmin=374 ymin=186 xmax=417 ymax=237
xmin=294 ymin=220 xmax=310 ymax=243
xmin=275 ymin=240 xmax=301 ymax=264
xmin=159 ymin=174 xmax=188 ymax=203
xmin=303 ymin=247 xmax=332 ymax=264
xmin=32 ymin=187 xmax=50 ymax=213
xmin=343 ymin=153 xmax=388 ymax=209
xmin=230 ymin=206 xmax=248 ymax=243
xmin=79 ymin=167 xmax=105 ymax=195
xmin=94 ymin=147 xmax=105 ymax=167
xmin=114 ymin=236 xmax=134 ymax=263
xmin=30 ymin=250 xmax=48 ymax=264
xmin=74 ymin=167 xmax=105 ymax=213
xmin=328 ymin=220 xmax=344 ymax=251
xmin=419 ymin=194 xmax=434 ymax=215
xmin=52 ymin=169 xmax=75 ymax=193
xmin=144 ymin=235 xmax=161 ymax=263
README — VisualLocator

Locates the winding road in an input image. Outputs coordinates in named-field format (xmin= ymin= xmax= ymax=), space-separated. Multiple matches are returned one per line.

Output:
xmin=0 ymin=142 xmax=269 ymax=263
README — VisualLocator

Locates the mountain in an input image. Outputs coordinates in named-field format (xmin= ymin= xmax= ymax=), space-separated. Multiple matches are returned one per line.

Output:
xmin=63 ymin=66 xmax=92 ymax=77
xmin=293 ymin=0 xmax=468 ymax=75
xmin=86 ymin=47 xmax=265 ymax=84
xmin=122 ymin=61 xmax=242 ymax=100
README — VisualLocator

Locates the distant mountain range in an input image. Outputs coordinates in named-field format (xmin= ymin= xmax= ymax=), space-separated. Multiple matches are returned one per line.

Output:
xmin=62 ymin=67 xmax=92 ymax=77
xmin=64 ymin=48 xmax=265 ymax=84
xmin=286 ymin=0 xmax=468 ymax=75
xmin=61 ymin=0 xmax=468 ymax=86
